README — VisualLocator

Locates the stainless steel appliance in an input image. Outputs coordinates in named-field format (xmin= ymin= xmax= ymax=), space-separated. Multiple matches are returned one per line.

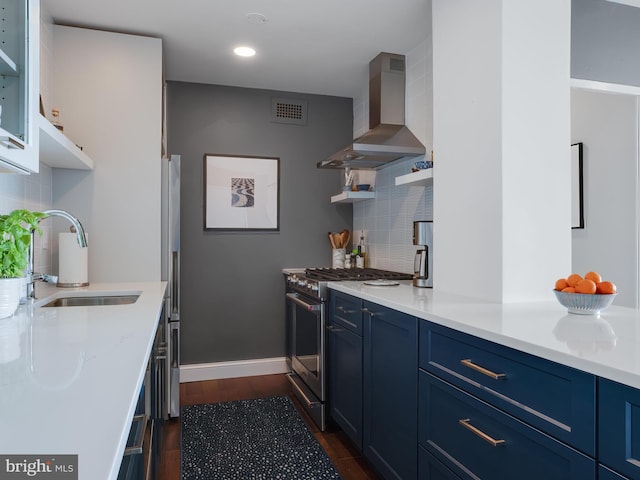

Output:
xmin=318 ymin=52 xmax=426 ymax=170
xmin=413 ymin=220 xmax=433 ymax=288
xmin=161 ymin=154 xmax=181 ymax=418
xmin=284 ymin=267 xmax=413 ymax=430
xmin=118 ymin=304 xmax=166 ymax=480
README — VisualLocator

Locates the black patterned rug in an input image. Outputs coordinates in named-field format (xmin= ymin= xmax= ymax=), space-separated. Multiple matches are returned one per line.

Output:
xmin=181 ymin=396 xmax=342 ymax=480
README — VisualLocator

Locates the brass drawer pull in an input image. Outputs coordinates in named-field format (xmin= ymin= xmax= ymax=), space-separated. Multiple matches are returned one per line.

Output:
xmin=336 ymin=305 xmax=355 ymax=314
xmin=459 ymin=418 xmax=505 ymax=447
xmin=461 ymin=359 xmax=506 ymax=380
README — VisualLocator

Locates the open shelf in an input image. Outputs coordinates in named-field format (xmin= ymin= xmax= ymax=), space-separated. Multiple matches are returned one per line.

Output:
xmin=395 ymin=168 xmax=433 ymax=186
xmin=0 ymin=47 xmax=18 ymax=76
xmin=38 ymin=114 xmax=94 ymax=170
xmin=331 ymin=191 xmax=375 ymax=203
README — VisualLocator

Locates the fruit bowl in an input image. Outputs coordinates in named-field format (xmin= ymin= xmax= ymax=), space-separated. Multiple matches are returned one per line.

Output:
xmin=553 ymin=290 xmax=617 ymax=315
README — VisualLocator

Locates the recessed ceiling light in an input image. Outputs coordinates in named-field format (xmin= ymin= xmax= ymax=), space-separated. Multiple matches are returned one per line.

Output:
xmin=234 ymin=46 xmax=256 ymax=57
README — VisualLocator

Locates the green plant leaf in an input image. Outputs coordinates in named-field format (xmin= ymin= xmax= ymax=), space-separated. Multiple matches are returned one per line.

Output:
xmin=0 ymin=210 xmax=45 ymax=278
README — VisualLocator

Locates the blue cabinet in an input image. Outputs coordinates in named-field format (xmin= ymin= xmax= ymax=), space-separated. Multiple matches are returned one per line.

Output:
xmin=420 ymin=322 xmax=596 ymax=455
xmin=328 ymin=289 xmax=621 ymax=480
xmin=363 ymin=301 xmax=418 ymax=480
xmin=419 ymin=320 xmax=597 ymax=480
xmin=419 ymin=371 xmax=595 ymax=480
xmin=600 ymin=465 xmax=630 ymax=480
xmin=419 ymin=447 xmax=461 ymax=480
xmin=327 ymin=292 xmax=419 ymax=480
xmin=328 ymin=292 xmax=363 ymax=449
xmin=599 ymin=378 xmax=640 ymax=480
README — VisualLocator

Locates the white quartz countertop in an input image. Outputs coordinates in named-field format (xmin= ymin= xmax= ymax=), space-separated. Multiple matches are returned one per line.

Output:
xmin=0 ymin=281 xmax=167 ymax=480
xmin=328 ymin=281 xmax=640 ymax=390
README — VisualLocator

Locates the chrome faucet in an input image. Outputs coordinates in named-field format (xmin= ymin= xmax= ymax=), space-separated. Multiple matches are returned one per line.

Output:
xmin=27 ymin=209 xmax=88 ymax=299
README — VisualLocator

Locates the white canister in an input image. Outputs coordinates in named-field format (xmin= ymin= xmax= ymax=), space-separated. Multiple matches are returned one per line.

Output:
xmin=332 ymin=248 xmax=346 ymax=269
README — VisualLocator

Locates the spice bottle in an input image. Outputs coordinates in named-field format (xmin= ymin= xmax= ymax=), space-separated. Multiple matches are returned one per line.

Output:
xmin=357 ymin=231 xmax=367 ymax=268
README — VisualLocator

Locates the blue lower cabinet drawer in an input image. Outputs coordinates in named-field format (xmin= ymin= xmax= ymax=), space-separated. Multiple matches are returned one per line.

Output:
xmin=420 ymin=322 xmax=596 ymax=455
xmin=599 ymin=464 xmax=630 ymax=480
xmin=419 ymin=446 xmax=462 ymax=480
xmin=419 ymin=371 xmax=596 ymax=480
xmin=331 ymin=291 xmax=363 ymax=334
xmin=599 ymin=378 xmax=640 ymax=480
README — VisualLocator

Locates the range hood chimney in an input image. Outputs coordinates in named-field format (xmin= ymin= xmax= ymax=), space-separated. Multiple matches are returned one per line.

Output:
xmin=318 ymin=52 xmax=426 ymax=170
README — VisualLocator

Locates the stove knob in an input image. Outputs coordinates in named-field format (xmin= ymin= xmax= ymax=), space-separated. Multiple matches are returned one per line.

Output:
xmin=297 ymin=279 xmax=307 ymax=287
xmin=310 ymin=283 xmax=319 ymax=292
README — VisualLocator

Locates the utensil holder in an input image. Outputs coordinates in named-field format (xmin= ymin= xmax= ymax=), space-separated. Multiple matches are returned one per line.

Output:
xmin=332 ymin=248 xmax=346 ymax=268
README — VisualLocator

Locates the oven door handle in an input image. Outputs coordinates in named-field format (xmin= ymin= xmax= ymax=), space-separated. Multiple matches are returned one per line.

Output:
xmin=286 ymin=292 xmax=321 ymax=312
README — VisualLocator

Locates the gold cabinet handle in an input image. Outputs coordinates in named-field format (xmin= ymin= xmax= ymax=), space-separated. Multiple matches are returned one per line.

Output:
xmin=460 ymin=359 xmax=506 ymax=380
xmin=336 ymin=305 xmax=355 ymax=314
xmin=459 ymin=418 xmax=506 ymax=447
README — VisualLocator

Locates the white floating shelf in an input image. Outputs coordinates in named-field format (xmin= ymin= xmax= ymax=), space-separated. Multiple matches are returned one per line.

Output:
xmin=395 ymin=168 xmax=433 ymax=186
xmin=331 ymin=191 xmax=375 ymax=203
xmin=0 ymin=48 xmax=18 ymax=76
xmin=38 ymin=114 xmax=94 ymax=170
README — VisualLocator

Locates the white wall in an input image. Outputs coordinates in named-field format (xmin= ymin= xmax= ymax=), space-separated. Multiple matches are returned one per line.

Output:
xmin=432 ymin=0 xmax=571 ymax=302
xmin=51 ymin=26 xmax=163 ymax=282
xmin=571 ymin=88 xmax=639 ymax=308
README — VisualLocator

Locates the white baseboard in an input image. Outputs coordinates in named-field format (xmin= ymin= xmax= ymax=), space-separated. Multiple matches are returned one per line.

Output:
xmin=180 ymin=357 xmax=289 ymax=383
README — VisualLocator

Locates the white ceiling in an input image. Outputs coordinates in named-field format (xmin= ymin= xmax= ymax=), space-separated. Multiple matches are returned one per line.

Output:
xmin=42 ymin=0 xmax=431 ymax=99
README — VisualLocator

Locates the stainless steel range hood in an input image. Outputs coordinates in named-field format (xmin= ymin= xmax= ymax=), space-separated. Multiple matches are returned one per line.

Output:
xmin=318 ymin=52 xmax=426 ymax=170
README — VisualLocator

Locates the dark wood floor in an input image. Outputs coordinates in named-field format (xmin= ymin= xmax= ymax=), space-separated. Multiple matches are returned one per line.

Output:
xmin=157 ymin=373 xmax=382 ymax=480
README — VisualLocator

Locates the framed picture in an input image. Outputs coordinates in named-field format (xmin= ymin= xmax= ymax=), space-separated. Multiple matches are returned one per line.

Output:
xmin=571 ymin=142 xmax=584 ymax=229
xmin=204 ymin=154 xmax=280 ymax=231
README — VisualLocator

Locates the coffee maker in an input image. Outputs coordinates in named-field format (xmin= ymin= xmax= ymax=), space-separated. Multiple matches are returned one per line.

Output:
xmin=413 ymin=221 xmax=433 ymax=288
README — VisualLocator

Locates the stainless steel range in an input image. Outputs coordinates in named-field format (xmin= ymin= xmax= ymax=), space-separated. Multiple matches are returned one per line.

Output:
xmin=284 ymin=267 xmax=413 ymax=430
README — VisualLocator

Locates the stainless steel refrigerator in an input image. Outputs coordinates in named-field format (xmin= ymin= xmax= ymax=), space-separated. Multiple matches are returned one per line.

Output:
xmin=161 ymin=154 xmax=181 ymax=418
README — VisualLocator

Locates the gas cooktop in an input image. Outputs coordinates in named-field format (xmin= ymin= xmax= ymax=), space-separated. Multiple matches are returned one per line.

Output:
xmin=285 ymin=267 xmax=413 ymax=300
xmin=304 ymin=267 xmax=413 ymax=282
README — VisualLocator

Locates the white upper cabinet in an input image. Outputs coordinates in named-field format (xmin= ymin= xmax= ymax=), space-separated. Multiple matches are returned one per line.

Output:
xmin=0 ymin=0 xmax=39 ymax=173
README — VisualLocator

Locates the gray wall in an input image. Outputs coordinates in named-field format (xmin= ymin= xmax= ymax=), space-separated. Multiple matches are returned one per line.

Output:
xmin=167 ymin=81 xmax=353 ymax=365
xmin=572 ymin=0 xmax=640 ymax=86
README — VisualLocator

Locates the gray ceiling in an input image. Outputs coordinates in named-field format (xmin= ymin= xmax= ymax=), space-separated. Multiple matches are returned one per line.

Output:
xmin=42 ymin=0 xmax=432 ymax=99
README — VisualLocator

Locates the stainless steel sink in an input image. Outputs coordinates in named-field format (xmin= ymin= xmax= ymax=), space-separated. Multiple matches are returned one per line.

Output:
xmin=42 ymin=295 xmax=140 ymax=307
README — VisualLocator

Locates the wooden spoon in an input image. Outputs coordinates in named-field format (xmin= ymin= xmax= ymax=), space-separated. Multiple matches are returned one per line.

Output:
xmin=337 ymin=229 xmax=348 ymax=249
xmin=328 ymin=231 xmax=336 ymax=249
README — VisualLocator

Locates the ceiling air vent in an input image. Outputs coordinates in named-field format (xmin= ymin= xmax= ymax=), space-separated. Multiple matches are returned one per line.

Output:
xmin=271 ymin=97 xmax=308 ymax=125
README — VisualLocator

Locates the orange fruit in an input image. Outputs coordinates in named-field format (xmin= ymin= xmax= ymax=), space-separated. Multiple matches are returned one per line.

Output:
xmin=562 ymin=286 xmax=576 ymax=293
xmin=566 ymin=273 xmax=582 ymax=287
xmin=576 ymin=278 xmax=597 ymax=294
xmin=596 ymin=281 xmax=617 ymax=294
xmin=585 ymin=271 xmax=602 ymax=283
xmin=555 ymin=278 xmax=569 ymax=291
